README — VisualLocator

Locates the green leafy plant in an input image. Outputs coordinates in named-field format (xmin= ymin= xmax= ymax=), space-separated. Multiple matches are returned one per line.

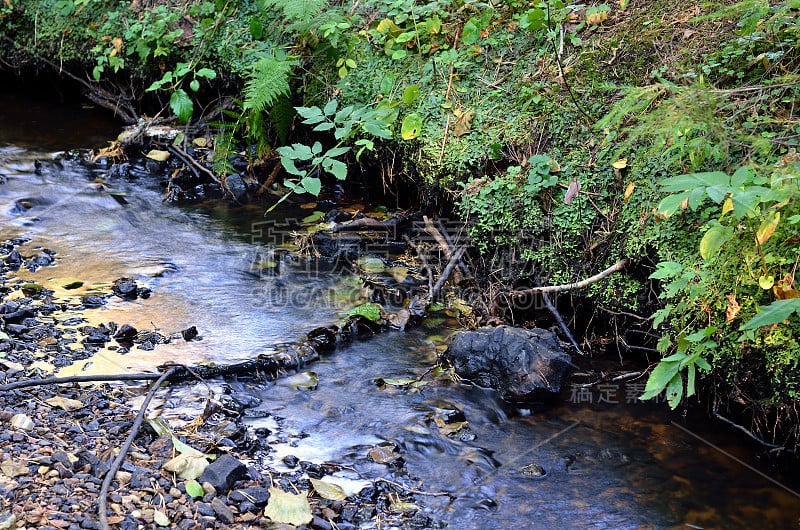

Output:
xmin=269 ymin=99 xmax=397 ymax=209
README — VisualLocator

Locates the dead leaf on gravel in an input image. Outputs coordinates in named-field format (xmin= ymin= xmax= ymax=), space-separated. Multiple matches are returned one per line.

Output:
xmin=264 ymin=487 xmax=313 ymax=526
xmin=45 ymin=396 xmax=86 ymax=411
xmin=1 ymin=460 xmax=29 ymax=478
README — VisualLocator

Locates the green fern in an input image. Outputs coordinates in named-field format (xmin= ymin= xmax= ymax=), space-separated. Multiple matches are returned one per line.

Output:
xmin=260 ymin=0 xmax=327 ymax=23
xmin=243 ymin=56 xmax=292 ymax=113
xmin=210 ymin=107 xmax=244 ymax=177
xmin=269 ymin=95 xmax=294 ymax=145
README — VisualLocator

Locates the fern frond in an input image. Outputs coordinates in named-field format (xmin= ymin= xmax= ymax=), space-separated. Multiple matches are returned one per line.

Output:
xmin=243 ymin=56 xmax=292 ymax=113
xmin=269 ymin=96 xmax=294 ymax=145
xmin=261 ymin=0 xmax=327 ymax=22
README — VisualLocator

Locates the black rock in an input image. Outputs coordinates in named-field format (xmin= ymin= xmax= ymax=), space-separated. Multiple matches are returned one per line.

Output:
xmin=180 ymin=326 xmax=198 ymax=341
xmin=225 ymin=174 xmax=248 ymax=203
xmin=113 ymin=324 xmax=138 ymax=342
xmin=82 ymin=296 xmax=106 ymax=308
xmin=198 ymin=454 xmax=248 ymax=494
xmin=442 ymin=326 xmax=573 ymax=403
xmin=229 ymin=486 xmax=270 ymax=507
xmin=112 ymin=278 xmax=139 ymax=299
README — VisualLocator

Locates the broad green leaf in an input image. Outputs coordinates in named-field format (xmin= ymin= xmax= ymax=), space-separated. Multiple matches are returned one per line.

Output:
xmin=402 ymin=85 xmax=420 ymax=104
xmin=461 ymin=19 xmax=480 ymax=45
xmin=249 ymin=16 xmax=263 ymax=39
xmin=324 ymin=146 xmax=351 ymax=158
xmin=640 ymin=360 xmax=681 ymax=401
xmin=401 ymin=113 xmax=423 ymax=140
xmin=665 ymin=372 xmax=683 ymax=408
xmin=189 ymin=79 xmax=200 ymax=92
xmin=302 ymin=211 xmax=324 ymax=224
xmin=185 ymin=479 xmax=205 ymax=498
xmin=195 ymin=68 xmax=216 ymax=79
xmin=656 ymin=192 xmax=690 ymax=217
xmin=264 ymin=487 xmax=312 ymax=526
xmin=169 ymin=89 xmax=193 ymax=123
xmin=686 ymin=363 xmax=696 ymax=398
xmin=699 ymin=223 xmax=733 ymax=261
xmin=323 ymin=99 xmax=338 ymax=116
xmin=759 ymin=275 xmax=775 ymax=290
xmin=740 ymin=298 xmax=800 ymax=330
xmin=659 ymin=172 xmax=729 ymax=192
xmin=731 ymin=165 xmax=754 ymax=188
xmin=347 ymin=302 xmax=382 ymax=322
xmin=323 ymin=158 xmax=348 ymax=180
xmin=299 ymin=176 xmax=321 ymax=196
xmin=649 ymin=261 xmax=682 ymax=280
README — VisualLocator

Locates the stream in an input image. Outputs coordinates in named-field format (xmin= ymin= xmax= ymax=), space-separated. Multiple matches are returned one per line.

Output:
xmin=1 ymin=91 xmax=799 ymax=529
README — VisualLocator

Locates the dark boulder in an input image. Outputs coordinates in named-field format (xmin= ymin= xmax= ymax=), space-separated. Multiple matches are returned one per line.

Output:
xmin=442 ymin=326 xmax=572 ymax=403
xmin=199 ymin=454 xmax=248 ymax=494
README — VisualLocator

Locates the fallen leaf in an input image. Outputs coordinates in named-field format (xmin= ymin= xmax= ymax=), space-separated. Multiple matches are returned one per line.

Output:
xmin=299 ymin=202 xmax=317 ymax=209
xmin=612 ymin=158 xmax=628 ymax=169
xmin=725 ymin=294 xmax=740 ymax=322
xmin=564 ymin=179 xmax=581 ymax=204
xmin=162 ymin=454 xmax=209 ymax=480
xmin=145 ymin=150 xmax=170 ymax=162
xmin=368 ymin=444 xmax=400 ymax=464
xmin=45 ymin=396 xmax=86 ymax=411
xmin=623 ymin=182 xmax=635 ymax=202
xmin=153 ymin=509 xmax=170 ymax=527
xmin=310 ymin=478 xmax=349 ymax=501
xmin=453 ymin=108 xmax=475 ymax=137
xmin=1 ymin=460 xmax=29 ymax=478
xmin=586 ymin=10 xmax=609 ymax=25
xmin=264 ymin=487 xmax=313 ymax=526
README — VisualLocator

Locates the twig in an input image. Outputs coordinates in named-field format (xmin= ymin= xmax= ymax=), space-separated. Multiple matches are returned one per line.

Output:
xmin=430 ymin=246 xmax=466 ymax=300
xmin=712 ymin=399 xmax=790 ymax=453
xmin=167 ymin=144 xmax=224 ymax=188
xmin=0 ymin=373 xmax=164 ymax=392
xmin=98 ymin=367 xmax=178 ymax=530
xmin=376 ymin=478 xmax=453 ymax=498
xmin=539 ymin=290 xmax=584 ymax=355
xmin=511 ymin=259 xmax=627 ymax=297
xmin=422 ymin=215 xmax=453 ymax=260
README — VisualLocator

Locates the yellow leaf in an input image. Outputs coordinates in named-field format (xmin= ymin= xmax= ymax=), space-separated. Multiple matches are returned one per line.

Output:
xmin=310 ymin=478 xmax=349 ymax=501
xmin=612 ymin=158 xmax=628 ymax=169
xmin=145 ymin=150 xmax=170 ymax=162
xmin=45 ymin=396 xmax=85 ymax=411
xmin=264 ymin=487 xmax=313 ymax=526
xmin=720 ymin=197 xmax=734 ymax=217
xmin=453 ymin=108 xmax=475 ymax=137
xmin=725 ymin=294 xmax=740 ymax=322
xmin=377 ymin=18 xmax=402 ymax=36
xmin=586 ymin=11 xmax=608 ymax=25
xmin=759 ymin=275 xmax=775 ymax=290
xmin=623 ymin=182 xmax=635 ymax=202
xmin=756 ymin=211 xmax=780 ymax=245
xmin=192 ymin=137 xmax=208 ymax=148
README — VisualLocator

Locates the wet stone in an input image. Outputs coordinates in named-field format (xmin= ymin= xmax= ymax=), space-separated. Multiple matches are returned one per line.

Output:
xmin=229 ymin=486 xmax=270 ymax=506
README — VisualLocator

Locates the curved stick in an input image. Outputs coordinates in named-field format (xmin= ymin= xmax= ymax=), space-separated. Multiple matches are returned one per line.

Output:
xmin=511 ymin=259 xmax=628 ymax=297
xmin=98 ymin=367 xmax=178 ymax=530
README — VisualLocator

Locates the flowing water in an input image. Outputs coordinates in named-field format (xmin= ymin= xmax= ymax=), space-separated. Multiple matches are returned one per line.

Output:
xmin=1 ymin=91 xmax=799 ymax=529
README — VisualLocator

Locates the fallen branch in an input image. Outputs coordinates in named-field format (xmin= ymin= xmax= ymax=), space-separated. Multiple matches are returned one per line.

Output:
xmin=510 ymin=259 xmax=628 ymax=297
xmin=712 ymin=399 xmax=791 ymax=453
xmin=98 ymin=366 xmax=178 ymax=530
xmin=539 ymin=289 xmax=584 ymax=355
xmin=430 ymin=246 xmax=466 ymax=300
xmin=0 ymin=351 xmax=319 ymax=393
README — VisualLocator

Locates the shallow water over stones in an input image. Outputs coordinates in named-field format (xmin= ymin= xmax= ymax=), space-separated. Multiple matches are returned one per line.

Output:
xmin=1 ymin=96 xmax=799 ymax=529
